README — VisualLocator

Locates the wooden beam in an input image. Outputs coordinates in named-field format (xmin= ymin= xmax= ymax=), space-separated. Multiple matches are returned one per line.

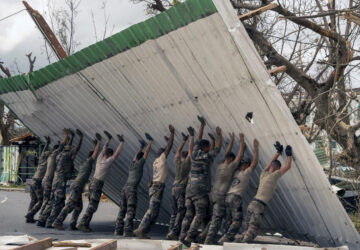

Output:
xmin=239 ymin=3 xmax=278 ymax=21
xmin=90 ymin=240 xmax=117 ymax=250
xmin=22 ymin=1 xmax=67 ymax=60
xmin=52 ymin=241 xmax=91 ymax=248
xmin=188 ymin=243 xmax=200 ymax=250
xmin=168 ymin=243 xmax=182 ymax=250
xmin=268 ymin=65 xmax=287 ymax=75
xmin=13 ymin=238 xmax=52 ymax=250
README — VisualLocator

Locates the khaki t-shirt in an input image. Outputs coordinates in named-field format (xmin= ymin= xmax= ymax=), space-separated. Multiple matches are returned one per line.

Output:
xmin=212 ymin=160 xmax=239 ymax=196
xmin=174 ymin=155 xmax=191 ymax=185
xmin=255 ymin=169 xmax=282 ymax=204
xmin=227 ymin=167 xmax=252 ymax=196
xmin=93 ymin=151 xmax=115 ymax=181
xmin=153 ymin=152 xmax=168 ymax=183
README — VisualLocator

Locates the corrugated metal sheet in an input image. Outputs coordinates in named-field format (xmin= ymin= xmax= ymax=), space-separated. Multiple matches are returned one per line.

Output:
xmin=0 ymin=0 xmax=358 ymax=248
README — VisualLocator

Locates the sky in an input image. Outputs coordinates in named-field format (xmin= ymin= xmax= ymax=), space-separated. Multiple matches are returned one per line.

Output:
xmin=0 ymin=0 xmax=148 ymax=74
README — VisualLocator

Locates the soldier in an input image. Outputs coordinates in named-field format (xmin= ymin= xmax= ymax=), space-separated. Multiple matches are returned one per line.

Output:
xmin=114 ymin=133 xmax=153 ymax=237
xmin=44 ymin=129 xmax=83 ymax=228
xmin=77 ymin=131 xmax=124 ymax=232
xmin=218 ymin=138 xmax=259 ymax=244
xmin=133 ymin=125 xmax=175 ymax=239
xmin=25 ymin=136 xmax=51 ymax=223
xmin=235 ymin=142 xmax=292 ymax=243
xmin=204 ymin=133 xmax=246 ymax=245
xmin=166 ymin=127 xmax=194 ymax=241
xmin=52 ymin=133 xmax=102 ymax=230
xmin=181 ymin=119 xmax=222 ymax=247
xmin=37 ymin=130 xmax=70 ymax=227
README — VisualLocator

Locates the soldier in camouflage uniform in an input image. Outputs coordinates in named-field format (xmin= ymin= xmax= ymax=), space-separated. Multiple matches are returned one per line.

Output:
xmin=52 ymin=133 xmax=102 ymax=230
xmin=204 ymin=133 xmax=246 ymax=245
xmin=218 ymin=139 xmax=259 ymax=244
xmin=166 ymin=127 xmax=194 ymax=241
xmin=37 ymin=130 xmax=69 ymax=227
xmin=234 ymin=142 xmax=292 ymax=243
xmin=25 ymin=136 xmax=51 ymax=223
xmin=114 ymin=134 xmax=153 ymax=237
xmin=133 ymin=125 xmax=175 ymax=239
xmin=180 ymin=117 xmax=222 ymax=247
xmin=44 ymin=129 xmax=83 ymax=228
xmin=77 ymin=131 xmax=125 ymax=232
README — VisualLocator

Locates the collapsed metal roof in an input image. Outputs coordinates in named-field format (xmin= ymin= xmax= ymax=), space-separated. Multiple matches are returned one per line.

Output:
xmin=0 ymin=0 xmax=359 ymax=248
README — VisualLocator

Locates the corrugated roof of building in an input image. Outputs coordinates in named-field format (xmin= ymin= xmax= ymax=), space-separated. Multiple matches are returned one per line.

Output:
xmin=0 ymin=0 xmax=359 ymax=249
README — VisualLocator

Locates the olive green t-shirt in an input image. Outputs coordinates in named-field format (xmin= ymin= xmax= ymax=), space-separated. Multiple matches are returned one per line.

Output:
xmin=255 ymin=169 xmax=282 ymax=204
xmin=227 ymin=167 xmax=252 ymax=196
xmin=212 ymin=160 xmax=239 ymax=196
xmin=174 ymin=156 xmax=191 ymax=186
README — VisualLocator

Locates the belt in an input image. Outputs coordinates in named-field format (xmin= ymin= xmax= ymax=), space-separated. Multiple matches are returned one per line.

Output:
xmin=151 ymin=181 xmax=165 ymax=187
xmin=254 ymin=198 xmax=267 ymax=207
xmin=173 ymin=184 xmax=186 ymax=188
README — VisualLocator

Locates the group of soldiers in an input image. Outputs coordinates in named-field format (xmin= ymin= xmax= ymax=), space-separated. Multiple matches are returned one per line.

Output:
xmin=25 ymin=116 xmax=293 ymax=246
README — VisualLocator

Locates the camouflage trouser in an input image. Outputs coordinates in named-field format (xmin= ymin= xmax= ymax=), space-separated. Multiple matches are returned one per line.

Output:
xmin=222 ymin=193 xmax=243 ymax=240
xmin=38 ymin=180 xmax=59 ymax=223
xmin=138 ymin=182 xmax=165 ymax=233
xmin=45 ymin=179 xmax=67 ymax=226
xmin=40 ymin=179 xmax=52 ymax=215
xmin=54 ymin=181 xmax=84 ymax=226
xmin=115 ymin=185 xmax=137 ymax=233
xmin=78 ymin=178 xmax=104 ymax=227
xmin=180 ymin=193 xmax=209 ymax=241
xmin=205 ymin=194 xmax=226 ymax=243
xmin=25 ymin=178 xmax=43 ymax=219
xmin=235 ymin=199 xmax=265 ymax=242
xmin=168 ymin=185 xmax=186 ymax=236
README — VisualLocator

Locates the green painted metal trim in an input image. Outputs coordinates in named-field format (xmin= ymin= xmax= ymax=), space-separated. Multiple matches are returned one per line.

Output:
xmin=0 ymin=0 xmax=217 ymax=95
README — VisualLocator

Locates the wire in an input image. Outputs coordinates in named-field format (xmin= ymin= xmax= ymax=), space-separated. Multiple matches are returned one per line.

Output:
xmin=0 ymin=9 xmax=26 ymax=23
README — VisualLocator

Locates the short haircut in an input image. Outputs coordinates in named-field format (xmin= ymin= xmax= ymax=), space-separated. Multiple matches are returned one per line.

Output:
xmin=199 ymin=139 xmax=210 ymax=150
xmin=181 ymin=151 xmax=188 ymax=158
xmin=136 ymin=152 xmax=144 ymax=160
xmin=157 ymin=148 xmax=165 ymax=156
xmin=225 ymin=152 xmax=235 ymax=161
xmin=240 ymin=157 xmax=252 ymax=165
xmin=105 ymin=148 xmax=114 ymax=156
xmin=271 ymin=159 xmax=281 ymax=168
xmin=87 ymin=151 xmax=94 ymax=158
xmin=53 ymin=145 xmax=59 ymax=150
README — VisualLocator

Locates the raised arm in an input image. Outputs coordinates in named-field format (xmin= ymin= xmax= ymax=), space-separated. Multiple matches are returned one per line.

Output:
xmin=250 ymin=139 xmax=259 ymax=171
xmin=67 ymin=129 xmax=75 ymax=146
xmin=235 ymin=133 xmax=246 ymax=163
xmin=208 ymin=133 xmax=215 ymax=151
xmin=164 ymin=125 xmax=175 ymax=157
xmin=71 ymin=129 xmax=83 ymax=160
xmin=175 ymin=133 xmax=188 ymax=158
xmin=197 ymin=116 xmax=206 ymax=141
xmin=113 ymin=135 xmax=124 ymax=160
xmin=61 ymin=129 xmax=69 ymax=145
xmin=133 ymin=139 xmax=145 ymax=162
xmin=40 ymin=136 xmax=51 ymax=156
xmin=101 ymin=130 xmax=113 ymax=157
xmin=281 ymin=145 xmax=292 ymax=175
xmin=143 ymin=133 xmax=153 ymax=160
xmin=91 ymin=133 xmax=102 ymax=160
xmin=187 ymin=126 xmax=195 ymax=157
xmin=265 ymin=141 xmax=283 ymax=170
xmin=225 ymin=132 xmax=235 ymax=156
xmin=215 ymin=126 xmax=222 ymax=150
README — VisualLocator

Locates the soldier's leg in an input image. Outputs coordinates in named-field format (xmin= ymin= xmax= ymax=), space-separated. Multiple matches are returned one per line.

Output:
xmin=172 ymin=188 xmax=186 ymax=237
xmin=25 ymin=179 xmax=43 ymax=221
xmin=37 ymin=186 xmax=56 ymax=226
xmin=221 ymin=194 xmax=243 ymax=242
xmin=185 ymin=195 xmax=209 ymax=244
xmin=70 ymin=199 xmax=83 ymax=229
xmin=234 ymin=200 xmax=256 ymax=242
xmin=114 ymin=189 xmax=127 ymax=234
xmin=124 ymin=188 xmax=137 ymax=235
xmin=46 ymin=181 xmax=67 ymax=227
xmin=241 ymin=201 xmax=265 ymax=242
xmin=26 ymin=180 xmax=38 ymax=214
xmin=205 ymin=197 xmax=226 ymax=244
xmin=179 ymin=197 xmax=194 ymax=241
xmin=40 ymin=181 xmax=51 ymax=215
xmin=52 ymin=199 xmax=76 ymax=229
xmin=168 ymin=192 xmax=177 ymax=234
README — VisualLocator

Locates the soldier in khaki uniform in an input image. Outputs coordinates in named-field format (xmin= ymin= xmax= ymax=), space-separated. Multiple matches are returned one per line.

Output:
xmin=25 ymin=136 xmax=51 ymax=223
xmin=235 ymin=141 xmax=292 ymax=243
xmin=114 ymin=134 xmax=153 ymax=236
xmin=204 ymin=133 xmax=247 ymax=245
xmin=166 ymin=127 xmax=194 ymax=240
xmin=218 ymin=139 xmax=259 ymax=244
xmin=133 ymin=125 xmax=175 ymax=239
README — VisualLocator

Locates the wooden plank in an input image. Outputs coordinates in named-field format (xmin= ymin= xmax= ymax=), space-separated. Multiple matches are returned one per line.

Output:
xmin=13 ymin=238 xmax=52 ymax=250
xmin=239 ymin=3 xmax=278 ymax=21
xmin=188 ymin=244 xmax=200 ymax=250
xmin=268 ymin=65 xmax=287 ymax=75
xmin=90 ymin=240 xmax=117 ymax=250
xmin=168 ymin=242 xmax=182 ymax=250
xmin=52 ymin=241 xmax=91 ymax=247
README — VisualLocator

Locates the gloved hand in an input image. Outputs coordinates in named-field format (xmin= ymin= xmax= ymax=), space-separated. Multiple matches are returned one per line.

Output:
xmin=169 ymin=124 xmax=175 ymax=134
xmin=208 ymin=133 xmax=215 ymax=141
xmin=104 ymin=130 xmax=112 ymax=140
xmin=145 ymin=133 xmax=153 ymax=141
xmin=164 ymin=136 xmax=169 ymax=142
xmin=285 ymin=145 xmax=292 ymax=156
xmin=92 ymin=139 xmax=97 ymax=145
xmin=274 ymin=141 xmax=283 ymax=154
xmin=216 ymin=126 xmax=222 ymax=136
xmin=117 ymin=134 xmax=124 ymax=142
xmin=139 ymin=139 xmax=146 ymax=148
xmin=197 ymin=115 xmax=206 ymax=126
xmin=95 ymin=133 xmax=101 ymax=141
xmin=69 ymin=129 xmax=74 ymax=136
xmin=45 ymin=136 xmax=51 ymax=143
xmin=182 ymin=132 xmax=189 ymax=141
xmin=187 ymin=126 xmax=195 ymax=136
